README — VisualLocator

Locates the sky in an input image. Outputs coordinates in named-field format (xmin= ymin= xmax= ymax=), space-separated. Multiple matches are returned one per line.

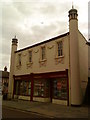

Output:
xmin=0 ymin=0 xmax=89 ymax=71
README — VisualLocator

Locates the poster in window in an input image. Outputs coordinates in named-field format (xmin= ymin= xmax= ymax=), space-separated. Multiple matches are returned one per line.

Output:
xmin=57 ymin=81 xmax=62 ymax=90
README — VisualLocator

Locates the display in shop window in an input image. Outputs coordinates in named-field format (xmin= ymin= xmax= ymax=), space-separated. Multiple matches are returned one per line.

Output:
xmin=53 ymin=78 xmax=67 ymax=100
xmin=34 ymin=81 xmax=45 ymax=97
xmin=34 ymin=79 xmax=50 ymax=97
xmin=15 ymin=80 xmax=31 ymax=96
xmin=28 ymin=81 xmax=31 ymax=95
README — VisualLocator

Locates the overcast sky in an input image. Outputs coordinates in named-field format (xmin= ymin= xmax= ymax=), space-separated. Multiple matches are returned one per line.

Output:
xmin=0 ymin=0 xmax=89 ymax=71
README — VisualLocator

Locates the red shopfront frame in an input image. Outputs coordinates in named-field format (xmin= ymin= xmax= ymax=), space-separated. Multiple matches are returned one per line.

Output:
xmin=13 ymin=69 xmax=69 ymax=105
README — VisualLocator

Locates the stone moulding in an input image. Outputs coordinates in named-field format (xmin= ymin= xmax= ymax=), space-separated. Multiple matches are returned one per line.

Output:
xmin=47 ymin=45 xmax=54 ymax=49
xmin=16 ymin=64 xmax=22 ymax=70
xmin=26 ymin=62 xmax=33 ymax=68
xmin=39 ymin=59 xmax=47 ymax=67
xmin=34 ymin=49 xmax=39 ymax=53
xmin=55 ymin=55 xmax=64 ymax=64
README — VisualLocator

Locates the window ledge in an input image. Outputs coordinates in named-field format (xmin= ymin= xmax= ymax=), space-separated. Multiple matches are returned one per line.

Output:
xmin=55 ymin=55 xmax=64 ymax=59
xmin=16 ymin=64 xmax=22 ymax=69
xmin=27 ymin=62 xmax=33 ymax=67
xmin=39 ymin=59 xmax=47 ymax=62
xmin=16 ymin=64 xmax=22 ymax=67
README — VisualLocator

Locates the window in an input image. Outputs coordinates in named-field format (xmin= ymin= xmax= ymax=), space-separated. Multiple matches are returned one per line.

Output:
xmin=34 ymin=79 xmax=50 ymax=97
xmin=18 ymin=54 xmax=21 ymax=65
xmin=53 ymin=78 xmax=67 ymax=100
xmin=15 ymin=81 xmax=31 ymax=96
xmin=34 ymin=80 xmax=45 ymax=97
xmin=57 ymin=41 xmax=63 ymax=57
xmin=29 ymin=51 xmax=32 ymax=62
xmin=41 ymin=46 xmax=46 ymax=60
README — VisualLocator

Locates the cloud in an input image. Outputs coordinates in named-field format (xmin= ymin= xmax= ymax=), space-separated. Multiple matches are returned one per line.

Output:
xmin=40 ymin=2 xmax=70 ymax=16
xmin=0 ymin=1 xmax=88 ymax=71
xmin=12 ymin=2 xmax=33 ymax=16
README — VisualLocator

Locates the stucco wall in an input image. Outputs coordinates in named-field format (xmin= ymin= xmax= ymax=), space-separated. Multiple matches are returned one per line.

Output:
xmin=14 ymin=35 xmax=69 ymax=75
xmin=78 ymin=31 xmax=88 ymax=96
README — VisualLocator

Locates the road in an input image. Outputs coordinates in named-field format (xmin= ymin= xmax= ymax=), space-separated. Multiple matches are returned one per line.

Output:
xmin=2 ymin=106 xmax=47 ymax=118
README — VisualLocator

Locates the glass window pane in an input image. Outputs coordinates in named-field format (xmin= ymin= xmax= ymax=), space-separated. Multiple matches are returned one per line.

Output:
xmin=28 ymin=81 xmax=31 ymax=95
xmin=42 ymin=47 xmax=45 ymax=60
xmin=29 ymin=51 xmax=32 ymax=62
xmin=15 ymin=81 xmax=31 ymax=96
xmin=34 ymin=79 xmax=49 ymax=97
xmin=53 ymin=78 xmax=67 ymax=100
xmin=57 ymin=41 xmax=63 ymax=56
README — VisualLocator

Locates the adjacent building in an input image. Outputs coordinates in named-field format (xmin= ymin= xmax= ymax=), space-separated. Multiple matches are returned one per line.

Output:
xmin=8 ymin=7 xmax=89 ymax=106
xmin=0 ymin=66 xmax=9 ymax=96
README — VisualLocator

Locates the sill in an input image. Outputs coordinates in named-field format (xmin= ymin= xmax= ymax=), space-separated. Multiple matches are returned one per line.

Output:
xmin=27 ymin=62 xmax=33 ymax=67
xmin=16 ymin=64 xmax=22 ymax=69
xmin=39 ymin=59 xmax=47 ymax=62
xmin=55 ymin=55 xmax=64 ymax=59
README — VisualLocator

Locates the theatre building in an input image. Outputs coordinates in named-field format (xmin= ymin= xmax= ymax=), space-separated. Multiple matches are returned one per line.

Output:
xmin=8 ymin=7 xmax=88 ymax=106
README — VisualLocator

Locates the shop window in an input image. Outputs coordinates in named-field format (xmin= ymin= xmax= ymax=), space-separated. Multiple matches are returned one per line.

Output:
xmin=53 ymin=78 xmax=67 ymax=100
xmin=23 ymin=81 xmax=27 ymax=95
xmin=15 ymin=81 xmax=31 ymax=96
xmin=28 ymin=81 xmax=31 ymax=95
xmin=34 ymin=79 xmax=49 ymax=97
xmin=15 ymin=81 xmax=19 ymax=95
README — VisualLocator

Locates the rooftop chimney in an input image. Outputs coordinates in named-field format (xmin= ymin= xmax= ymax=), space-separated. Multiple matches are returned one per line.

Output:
xmin=4 ymin=66 xmax=7 ymax=71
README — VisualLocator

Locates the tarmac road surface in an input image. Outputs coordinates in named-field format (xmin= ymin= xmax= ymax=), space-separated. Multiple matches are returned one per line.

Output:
xmin=2 ymin=106 xmax=48 ymax=118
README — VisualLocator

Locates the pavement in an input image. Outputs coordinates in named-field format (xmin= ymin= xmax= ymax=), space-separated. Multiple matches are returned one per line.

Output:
xmin=2 ymin=99 xmax=88 ymax=118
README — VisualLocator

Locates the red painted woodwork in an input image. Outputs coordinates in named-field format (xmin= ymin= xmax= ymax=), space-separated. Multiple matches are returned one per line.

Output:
xmin=13 ymin=69 xmax=69 ymax=105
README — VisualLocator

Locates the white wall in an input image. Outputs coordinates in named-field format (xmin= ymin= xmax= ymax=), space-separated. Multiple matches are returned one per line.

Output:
xmin=78 ymin=31 xmax=88 ymax=97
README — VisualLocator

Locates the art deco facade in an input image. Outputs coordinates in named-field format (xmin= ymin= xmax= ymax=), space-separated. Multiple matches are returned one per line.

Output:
xmin=8 ymin=7 xmax=88 ymax=106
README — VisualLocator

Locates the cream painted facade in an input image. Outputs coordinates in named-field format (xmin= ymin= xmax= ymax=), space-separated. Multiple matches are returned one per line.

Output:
xmin=8 ymin=7 xmax=88 ymax=106
xmin=78 ymin=32 xmax=88 ymax=96
xmin=14 ymin=35 xmax=69 ymax=75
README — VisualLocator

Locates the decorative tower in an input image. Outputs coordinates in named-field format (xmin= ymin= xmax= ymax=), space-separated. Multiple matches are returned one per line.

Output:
xmin=68 ymin=6 xmax=83 ymax=105
xmin=8 ymin=36 xmax=18 ymax=99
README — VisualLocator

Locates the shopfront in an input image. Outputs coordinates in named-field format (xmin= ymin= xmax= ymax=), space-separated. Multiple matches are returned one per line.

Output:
xmin=13 ymin=75 xmax=32 ymax=101
xmin=13 ymin=69 xmax=69 ymax=105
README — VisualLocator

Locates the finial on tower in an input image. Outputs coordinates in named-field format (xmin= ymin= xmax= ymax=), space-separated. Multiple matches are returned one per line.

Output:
xmin=72 ymin=2 xmax=74 ymax=9
xmin=12 ymin=35 xmax=18 ymax=45
xmin=15 ymin=35 xmax=16 ymax=39
xmin=68 ymin=4 xmax=78 ymax=21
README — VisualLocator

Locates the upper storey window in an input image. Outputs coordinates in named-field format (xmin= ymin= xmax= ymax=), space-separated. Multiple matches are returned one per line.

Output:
xmin=41 ymin=46 xmax=46 ymax=60
xmin=57 ymin=41 xmax=63 ymax=57
xmin=29 ymin=51 xmax=32 ymax=62
xmin=18 ymin=54 xmax=21 ymax=66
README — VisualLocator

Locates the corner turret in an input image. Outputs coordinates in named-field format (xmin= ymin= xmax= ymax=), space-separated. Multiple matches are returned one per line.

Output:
xmin=12 ymin=36 xmax=18 ymax=46
xmin=8 ymin=36 xmax=18 ymax=99
xmin=68 ymin=7 xmax=83 ymax=105
xmin=68 ymin=6 xmax=78 ymax=21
